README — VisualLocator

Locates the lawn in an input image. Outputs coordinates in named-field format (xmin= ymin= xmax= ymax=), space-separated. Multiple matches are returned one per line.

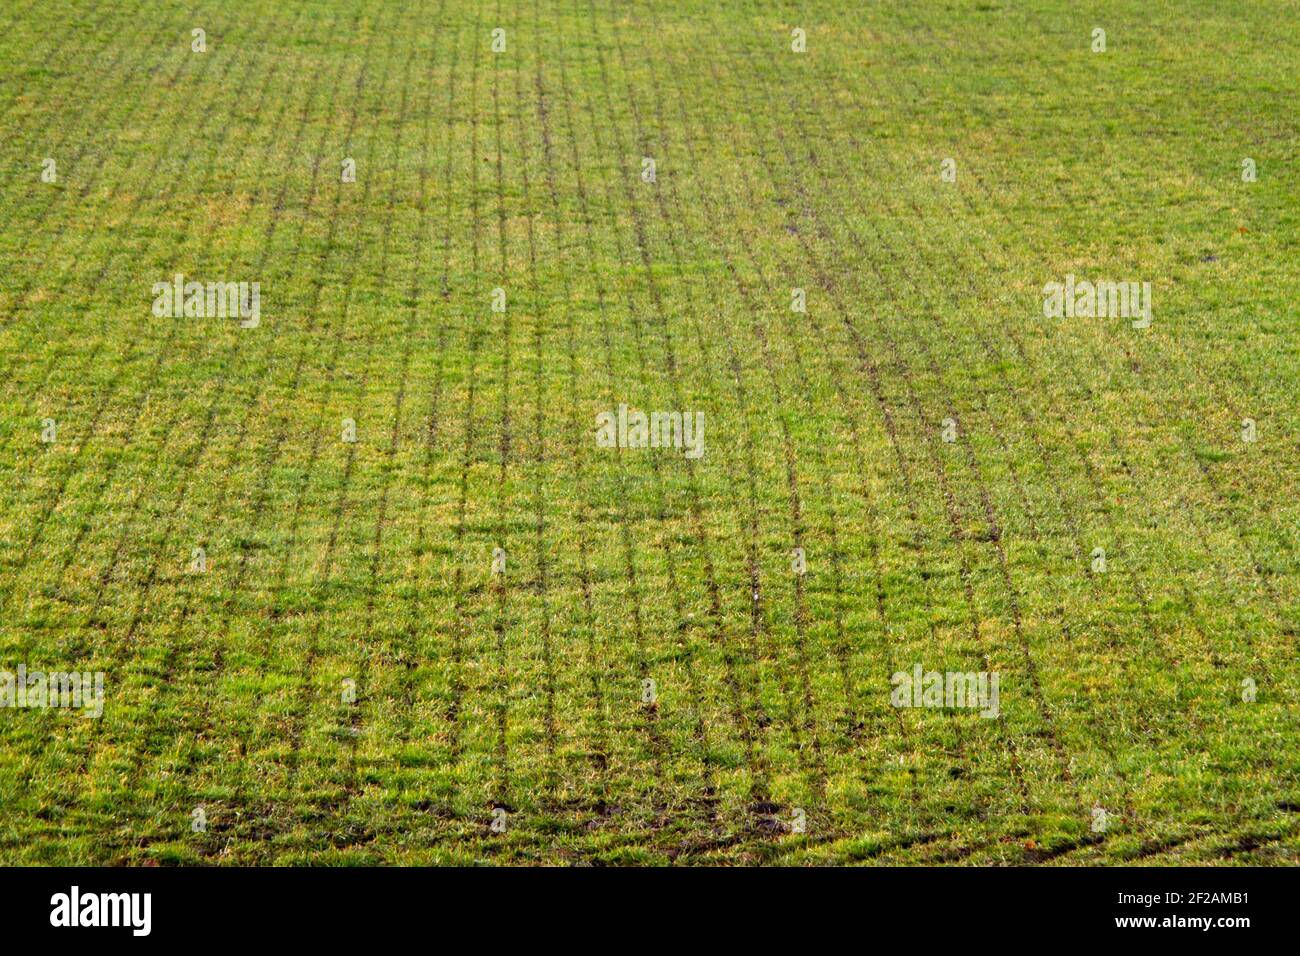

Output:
xmin=0 ymin=0 xmax=1298 ymax=865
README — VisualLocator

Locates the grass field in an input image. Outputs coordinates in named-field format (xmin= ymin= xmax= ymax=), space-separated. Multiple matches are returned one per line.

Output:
xmin=1 ymin=0 xmax=1298 ymax=866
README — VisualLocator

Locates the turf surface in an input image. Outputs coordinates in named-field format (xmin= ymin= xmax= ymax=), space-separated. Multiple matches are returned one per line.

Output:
xmin=1 ymin=0 xmax=1298 ymax=864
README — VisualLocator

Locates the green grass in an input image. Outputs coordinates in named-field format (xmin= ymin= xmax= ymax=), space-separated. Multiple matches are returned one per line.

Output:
xmin=1 ymin=0 xmax=1298 ymax=865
